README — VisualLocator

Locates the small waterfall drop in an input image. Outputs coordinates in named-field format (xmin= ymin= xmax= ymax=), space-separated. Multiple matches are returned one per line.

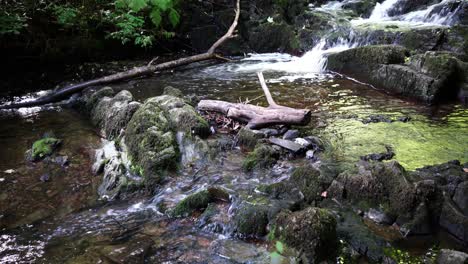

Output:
xmin=401 ymin=0 xmax=462 ymax=25
xmin=369 ymin=0 xmax=401 ymax=20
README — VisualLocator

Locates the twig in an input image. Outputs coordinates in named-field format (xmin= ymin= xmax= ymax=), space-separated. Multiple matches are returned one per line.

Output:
xmin=147 ymin=56 xmax=159 ymax=66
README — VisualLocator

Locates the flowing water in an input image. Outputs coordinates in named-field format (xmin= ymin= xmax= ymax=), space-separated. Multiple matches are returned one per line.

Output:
xmin=1 ymin=0 xmax=468 ymax=263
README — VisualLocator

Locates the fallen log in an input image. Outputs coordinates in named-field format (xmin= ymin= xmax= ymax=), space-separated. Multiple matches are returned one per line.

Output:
xmin=198 ymin=72 xmax=311 ymax=129
xmin=0 ymin=0 xmax=240 ymax=110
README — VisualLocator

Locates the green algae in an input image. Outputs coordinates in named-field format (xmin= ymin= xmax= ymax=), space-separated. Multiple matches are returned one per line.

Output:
xmin=31 ymin=137 xmax=62 ymax=161
xmin=322 ymin=107 xmax=468 ymax=171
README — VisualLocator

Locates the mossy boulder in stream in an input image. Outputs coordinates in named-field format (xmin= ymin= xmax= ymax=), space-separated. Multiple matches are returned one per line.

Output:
xmin=31 ymin=137 xmax=62 ymax=161
xmin=328 ymin=45 xmax=465 ymax=103
xmin=233 ymin=202 xmax=270 ymax=238
xmin=242 ymin=144 xmax=280 ymax=171
xmin=125 ymin=98 xmax=177 ymax=184
xmin=272 ymin=207 xmax=338 ymax=263
xmin=172 ymin=187 xmax=230 ymax=217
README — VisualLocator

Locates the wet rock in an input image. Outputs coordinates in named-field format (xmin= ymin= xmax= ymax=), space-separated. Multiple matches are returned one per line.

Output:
xmin=342 ymin=0 xmax=379 ymax=17
xmin=125 ymin=98 xmax=177 ymax=184
xmin=273 ymin=207 xmax=338 ymax=263
xmin=233 ymin=202 xmax=269 ymax=238
xmin=439 ymin=197 xmax=468 ymax=243
xmin=91 ymin=90 xmax=141 ymax=139
xmin=54 ymin=155 xmax=69 ymax=167
xmin=360 ymin=146 xmax=395 ymax=161
xmin=83 ymin=86 xmax=115 ymax=111
xmin=453 ymin=181 xmax=468 ymax=216
xmin=361 ymin=114 xmax=393 ymax=124
xmin=209 ymin=239 xmax=270 ymax=263
xmin=436 ymin=249 xmax=468 ymax=264
xmin=242 ymin=144 xmax=280 ymax=171
xmin=268 ymin=138 xmax=305 ymax=153
xmin=99 ymin=237 xmax=153 ymax=264
xmin=397 ymin=116 xmax=411 ymax=122
xmin=237 ymin=127 xmax=265 ymax=150
xmin=163 ymin=85 xmax=184 ymax=98
xmin=365 ymin=208 xmax=394 ymax=225
xmin=39 ymin=173 xmax=50 ymax=182
xmin=259 ymin=128 xmax=280 ymax=137
xmin=282 ymin=129 xmax=299 ymax=140
xmin=306 ymin=150 xmax=315 ymax=159
xmin=172 ymin=187 xmax=230 ymax=217
xmin=304 ymin=135 xmax=325 ymax=151
xmin=337 ymin=210 xmax=389 ymax=262
xmin=30 ymin=137 xmax=62 ymax=161
xmin=294 ymin=138 xmax=311 ymax=149
xmin=328 ymin=45 xmax=408 ymax=71
xmin=248 ymin=22 xmax=299 ymax=53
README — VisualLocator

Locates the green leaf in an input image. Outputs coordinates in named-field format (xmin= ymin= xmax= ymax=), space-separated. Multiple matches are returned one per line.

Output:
xmin=127 ymin=0 xmax=148 ymax=12
xmin=114 ymin=0 xmax=127 ymax=9
xmin=150 ymin=8 xmax=161 ymax=27
xmin=275 ymin=241 xmax=284 ymax=254
xmin=151 ymin=0 xmax=172 ymax=11
xmin=168 ymin=8 xmax=180 ymax=28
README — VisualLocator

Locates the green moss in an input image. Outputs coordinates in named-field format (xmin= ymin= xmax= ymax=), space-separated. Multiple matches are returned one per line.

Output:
xmin=234 ymin=203 xmax=269 ymax=237
xmin=237 ymin=128 xmax=262 ymax=150
xmin=172 ymin=190 xmax=211 ymax=217
xmin=31 ymin=137 xmax=62 ymax=161
xmin=242 ymin=144 xmax=279 ymax=171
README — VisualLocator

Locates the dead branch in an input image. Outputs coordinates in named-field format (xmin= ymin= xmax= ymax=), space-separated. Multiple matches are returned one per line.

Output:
xmin=0 ymin=0 xmax=241 ymax=110
xmin=198 ymin=72 xmax=311 ymax=129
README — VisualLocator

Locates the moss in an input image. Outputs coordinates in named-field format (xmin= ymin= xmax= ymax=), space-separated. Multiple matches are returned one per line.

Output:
xmin=290 ymin=166 xmax=321 ymax=204
xmin=172 ymin=190 xmax=211 ymax=217
xmin=31 ymin=137 xmax=62 ymax=161
xmin=171 ymin=188 xmax=230 ymax=217
xmin=237 ymin=128 xmax=263 ymax=150
xmin=273 ymin=207 xmax=338 ymax=263
xmin=163 ymin=86 xmax=184 ymax=98
xmin=234 ymin=202 xmax=269 ymax=237
xmin=242 ymin=144 xmax=279 ymax=171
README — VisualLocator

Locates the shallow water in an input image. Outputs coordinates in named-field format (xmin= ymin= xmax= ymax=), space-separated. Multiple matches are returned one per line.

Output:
xmin=0 ymin=55 xmax=467 ymax=262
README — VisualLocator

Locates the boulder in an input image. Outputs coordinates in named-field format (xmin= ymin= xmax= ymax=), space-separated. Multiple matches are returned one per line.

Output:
xmin=91 ymin=90 xmax=141 ymax=139
xmin=233 ymin=202 xmax=269 ymax=238
xmin=242 ymin=143 xmax=280 ymax=171
xmin=453 ymin=181 xmax=468 ymax=216
xmin=248 ymin=22 xmax=299 ymax=53
xmin=30 ymin=137 xmax=62 ymax=161
xmin=439 ymin=197 xmax=468 ymax=243
xmin=272 ymin=207 xmax=338 ymax=263
xmin=436 ymin=249 xmax=468 ymax=264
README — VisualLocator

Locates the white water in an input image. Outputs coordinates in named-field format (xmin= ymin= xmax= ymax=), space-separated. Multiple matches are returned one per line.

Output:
xmin=369 ymin=0 xmax=401 ymax=20
xmin=227 ymin=0 xmax=461 ymax=80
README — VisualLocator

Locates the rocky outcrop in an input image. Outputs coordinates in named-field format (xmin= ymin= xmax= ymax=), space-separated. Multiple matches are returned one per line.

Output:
xmin=81 ymin=86 xmax=211 ymax=199
xmin=328 ymin=45 xmax=466 ymax=103
xmin=436 ymin=249 xmax=468 ymax=264
xmin=328 ymin=159 xmax=468 ymax=243
xmin=272 ymin=207 xmax=338 ymax=263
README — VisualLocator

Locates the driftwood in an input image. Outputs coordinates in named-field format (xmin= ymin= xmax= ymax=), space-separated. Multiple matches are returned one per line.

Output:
xmin=198 ymin=72 xmax=311 ymax=129
xmin=0 ymin=0 xmax=241 ymax=110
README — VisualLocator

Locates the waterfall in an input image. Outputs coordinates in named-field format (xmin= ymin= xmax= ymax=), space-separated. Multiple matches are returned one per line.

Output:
xmin=401 ymin=0 xmax=462 ymax=25
xmin=368 ymin=0 xmax=401 ymax=20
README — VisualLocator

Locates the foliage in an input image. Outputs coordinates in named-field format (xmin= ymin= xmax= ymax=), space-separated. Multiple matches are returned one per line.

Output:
xmin=0 ymin=0 xmax=182 ymax=48
xmin=106 ymin=0 xmax=181 ymax=47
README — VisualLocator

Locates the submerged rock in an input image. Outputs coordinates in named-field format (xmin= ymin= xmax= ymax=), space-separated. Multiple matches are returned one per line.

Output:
xmin=272 ymin=207 xmax=338 ymax=263
xmin=328 ymin=45 xmax=465 ymax=103
xmin=30 ymin=137 xmax=62 ymax=161
xmin=436 ymin=249 xmax=468 ymax=264
xmin=242 ymin=144 xmax=280 ymax=171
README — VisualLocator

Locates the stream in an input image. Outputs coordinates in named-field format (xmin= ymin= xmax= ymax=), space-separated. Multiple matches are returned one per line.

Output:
xmin=1 ymin=0 xmax=468 ymax=263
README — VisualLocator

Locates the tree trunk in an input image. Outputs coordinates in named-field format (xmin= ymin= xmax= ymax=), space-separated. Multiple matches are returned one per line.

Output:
xmin=0 ymin=0 xmax=241 ymax=110
xmin=198 ymin=73 xmax=311 ymax=129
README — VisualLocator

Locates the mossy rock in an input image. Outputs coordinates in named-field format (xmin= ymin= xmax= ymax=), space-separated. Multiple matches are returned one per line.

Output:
xmin=237 ymin=128 xmax=264 ymax=150
xmin=31 ymin=137 xmax=62 ymax=161
xmin=290 ymin=166 xmax=322 ymax=204
xmin=273 ymin=207 xmax=338 ymax=263
xmin=233 ymin=202 xmax=269 ymax=238
xmin=242 ymin=144 xmax=280 ymax=171
xmin=84 ymin=86 xmax=114 ymax=112
xmin=125 ymin=99 xmax=177 ymax=184
xmin=172 ymin=187 xmax=230 ymax=217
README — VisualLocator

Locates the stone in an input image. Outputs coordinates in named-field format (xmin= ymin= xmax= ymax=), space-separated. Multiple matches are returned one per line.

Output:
xmin=242 ymin=144 xmax=280 ymax=171
xmin=436 ymin=249 xmax=468 ymax=264
xmin=248 ymin=22 xmax=299 ymax=53
xmin=282 ymin=129 xmax=299 ymax=140
xmin=30 ymin=137 xmax=62 ymax=161
xmin=365 ymin=208 xmax=394 ymax=225
xmin=453 ymin=181 xmax=468 ymax=216
xmin=233 ymin=202 xmax=269 ymax=238
xmin=306 ymin=150 xmax=315 ymax=159
xmin=268 ymin=138 xmax=305 ymax=153
xmin=238 ymin=127 xmax=265 ymax=150
xmin=273 ymin=207 xmax=338 ymax=263
xmin=439 ymin=198 xmax=468 ymax=243
xmin=39 ymin=174 xmax=50 ymax=182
